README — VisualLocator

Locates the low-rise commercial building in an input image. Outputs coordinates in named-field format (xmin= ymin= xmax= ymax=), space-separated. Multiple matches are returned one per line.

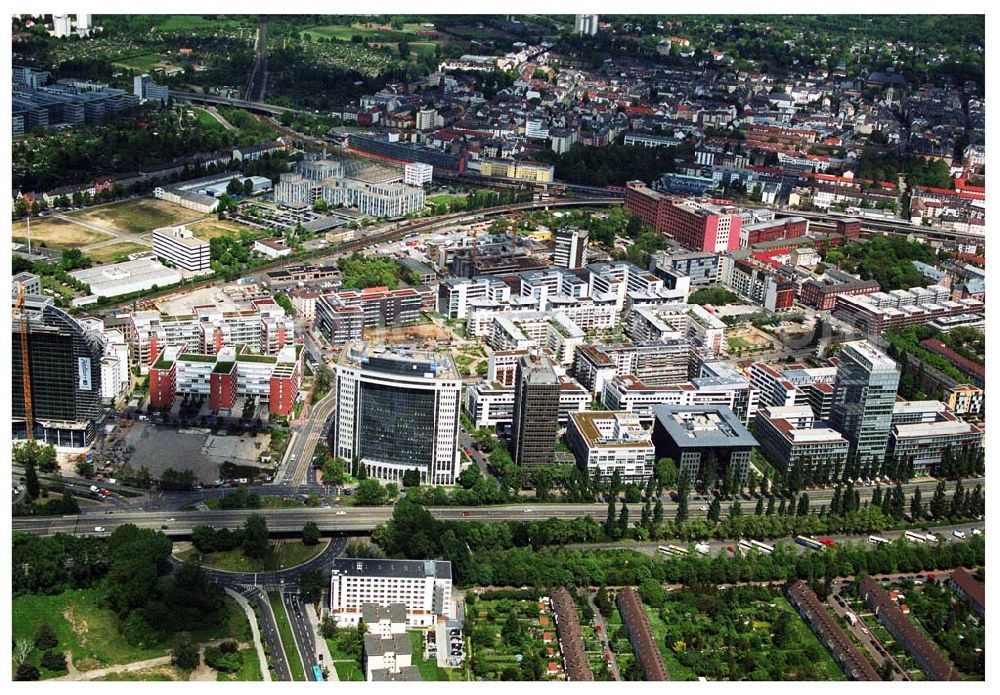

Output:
xmin=650 ymin=405 xmax=759 ymax=484
xmin=887 ymin=400 xmax=984 ymax=476
xmin=755 ymin=405 xmax=850 ymax=477
xmin=70 ymin=258 xmax=183 ymax=299
xmin=566 ymin=411 xmax=655 ymax=483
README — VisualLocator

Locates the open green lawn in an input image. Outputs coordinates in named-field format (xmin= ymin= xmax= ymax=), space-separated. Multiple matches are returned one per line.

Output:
xmin=176 ymin=539 xmax=328 ymax=573
xmin=192 ymin=107 xmax=226 ymax=131
xmin=426 ymin=193 xmax=468 ymax=208
xmin=85 ymin=242 xmax=151 ymax=264
xmin=334 ymin=660 xmax=364 ymax=681
xmin=641 ymin=606 xmax=698 ymax=681
xmin=12 ymin=588 xmax=170 ymax=676
xmin=12 ymin=589 xmax=246 ymax=679
xmin=408 ymin=630 xmax=449 ymax=681
xmin=187 ymin=218 xmax=257 ymax=240
xmin=267 ymin=592 xmax=305 ymax=681
xmin=217 ymin=648 xmax=264 ymax=681
xmin=95 ymin=665 xmax=187 ymax=681
xmin=111 ymin=53 xmax=168 ymax=72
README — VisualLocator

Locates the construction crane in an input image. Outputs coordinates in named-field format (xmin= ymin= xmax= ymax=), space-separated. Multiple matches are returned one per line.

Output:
xmin=13 ymin=284 xmax=34 ymax=440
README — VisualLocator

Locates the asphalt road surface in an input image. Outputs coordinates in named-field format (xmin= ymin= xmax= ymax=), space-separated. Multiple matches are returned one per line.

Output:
xmin=12 ymin=477 xmax=981 ymax=537
xmin=246 ymin=587 xmax=292 ymax=681
xmin=284 ymin=591 xmax=318 ymax=680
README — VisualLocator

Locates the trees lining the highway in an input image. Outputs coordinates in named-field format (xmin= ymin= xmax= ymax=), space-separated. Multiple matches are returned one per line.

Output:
xmin=242 ymin=514 xmax=270 ymax=559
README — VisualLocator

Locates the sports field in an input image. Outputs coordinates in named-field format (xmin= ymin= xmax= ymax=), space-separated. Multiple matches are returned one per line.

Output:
xmin=187 ymin=219 xmax=256 ymax=240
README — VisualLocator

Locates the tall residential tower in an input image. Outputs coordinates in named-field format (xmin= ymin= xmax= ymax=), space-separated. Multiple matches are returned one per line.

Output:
xmin=828 ymin=340 xmax=900 ymax=466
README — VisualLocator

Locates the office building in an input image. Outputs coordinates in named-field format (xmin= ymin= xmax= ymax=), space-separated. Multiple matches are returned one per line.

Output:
xmin=649 ymin=249 xmax=719 ymax=286
xmin=13 ymin=272 xmax=41 ymax=295
xmin=152 ymin=225 xmax=211 ymax=272
xmin=133 ymin=73 xmax=169 ymax=104
xmin=12 ymin=296 xmax=104 ymax=446
xmin=886 ymin=400 xmax=984 ymax=476
xmin=464 ymin=370 xmax=589 ymax=429
xmin=574 ymin=14 xmax=599 ymax=35
xmin=749 ymin=362 xmax=837 ymax=420
xmin=329 ymin=558 xmax=453 ymax=627
xmin=511 ymin=354 xmax=561 ymax=467
xmin=346 ymin=180 xmax=425 ymax=218
xmin=754 ymin=405 xmax=850 ymax=478
xmin=566 ymin=411 xmax=655 ymax=482
xmin=650 ymin=405 xmax=759 ymax=484
xmin=626 ymin=303 xmax=726 ymax=355
xmin=52 ymin=14 xmax=73 ymax=37
xmin=828 ymin=341 xmax=900 ymax=465
xmin=315 ymin=286 xmax=433 ymax=345
xmin=624 ymin=181 xmax=741 ymax=252
xmin=274 ymin=172 xmax=311 ymax=209
xmin=332 ymin=343 xmax=462 ymax=485
xmin=403 ymin=162 xmax=433 ymax=187
xmin=554 ymin=227 xmax=588 ymax=269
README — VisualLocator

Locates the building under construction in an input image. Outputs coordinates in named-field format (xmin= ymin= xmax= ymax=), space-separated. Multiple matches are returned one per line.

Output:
xmin=12 ymin=295 xmax=104 ymax=447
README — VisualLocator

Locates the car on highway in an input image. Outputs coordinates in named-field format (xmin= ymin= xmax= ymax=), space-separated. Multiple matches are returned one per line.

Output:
xmin=861 ymin=628 xmax=869 ymax=635
xmin=523 ymin=508 xmax=533 ymax=513
xmin=460 ymin=511 xmax=470 ymax=517
xmin=94 ymin=526 xmax=106 ymax=532
xmin=953 ymin=529 xmax=966 ymax=539
xmin=700 ymin=505 xmax=708 ymax=511
xmin=161 ymin=525 xmax=170 ymax=529
xmin=336 ymin=511 xmax=347 ymax=516
xmin=972 ymin=527 xmax=983 ymax=536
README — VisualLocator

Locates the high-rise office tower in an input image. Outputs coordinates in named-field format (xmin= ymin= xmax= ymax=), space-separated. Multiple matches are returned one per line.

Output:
xmin=332 ymin=343 xmax=462 ymax=485
xmin=828 ymin=340 xmax=900 ymax=466
xmin=574 ymin=14 xmax=599 ymax=36
xmin=511 ymin=353 xmax=560 ymax=467
xmin=554 ymin=227 xmax=589 ymax=269
xmin=12 ymin=295 xmax=104 ymax=446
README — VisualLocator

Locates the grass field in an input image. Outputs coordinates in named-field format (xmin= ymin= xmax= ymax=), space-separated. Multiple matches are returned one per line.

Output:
xmin=267 ymin=592 xmax=305 ymax=681
xmin=193 ymin=108 xmax=226 ymax=131
xmin=111 ymin=53 xmax=168 ymax=72
xmin=12 ymin=588 xmax=171 ymax=675
xmin=408 ymin=630 xmax=453 ymax=681
xmin=176 ymin=539 xmax=328 ymax=573
xmin=95 ymin=665 xmax=188 ymax=681
xmin=216 ymin=648 xmax=264 ymax=681
xmin=187 ymin=218 xmax=256 ymax=240
xmin=12 ymin=217 xmax=113 ymax=249
xmin=333 ymin=660 xmax=364 ymax=681
xmin=69 ymin=198 xmax=204 ymax=235
xmin=85 ymin=242 xmax=151 ymax=263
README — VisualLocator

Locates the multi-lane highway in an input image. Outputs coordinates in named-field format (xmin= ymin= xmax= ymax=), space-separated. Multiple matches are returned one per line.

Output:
xmin=12 ymin=476 xmax=981 ymax=537
xmin=277 ymin=391 xmax=337 ymax=487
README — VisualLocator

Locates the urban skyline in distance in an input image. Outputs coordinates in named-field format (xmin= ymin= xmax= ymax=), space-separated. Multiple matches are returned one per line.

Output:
xmin=10 ymin=10 xmax=986 ymax=686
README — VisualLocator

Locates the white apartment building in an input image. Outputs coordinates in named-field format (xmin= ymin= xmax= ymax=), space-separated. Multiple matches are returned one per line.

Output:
xmin=554 ymin=227 xmax=588 ymax=269
xmin=437 ymin=276 xmax=512 ymax=320
xmin=130 ymin=301 xmax=294 ymax=373
xmin=626 ymin=303 xmax=727 ymax=355
xmin=329 ymin=558 xmax=453 ymax=628
xmin=488 ymin=312 xmax=585 ymax=366
xmin=403 ymin=162 xmax=433 ymax=187
xmin=754 ymin=404 xmax=850 ymax=476
xmin=566 ymin=411 xmax=655 ymax=482
xmin=152 ymin=225 xmax=211 ymax=272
